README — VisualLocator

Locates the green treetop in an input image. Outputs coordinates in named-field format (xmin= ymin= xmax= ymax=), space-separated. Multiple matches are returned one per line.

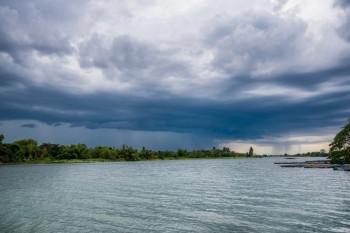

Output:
xmin=329 ymin=119 xmax=350 ymax=164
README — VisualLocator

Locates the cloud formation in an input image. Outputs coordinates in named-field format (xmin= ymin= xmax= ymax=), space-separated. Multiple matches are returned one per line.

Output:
xmin=0 ymin=0 xmax=349 ymax=153
xmin=0 ymin=4 xmax=73 ymax=66
xmin=334 ymin=0 xmax=350 ymax=42
xmin=21 ymin=124 xmax=36 ymax=128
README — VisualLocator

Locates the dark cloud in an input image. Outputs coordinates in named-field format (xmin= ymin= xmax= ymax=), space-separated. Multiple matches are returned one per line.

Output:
xmin=0 ymin=68 xmax=349 ymax=143
xmin=0 ymin=71 xmax=23 ymax=87
xmin=21 ymin=124 xmax=36 ymax=128
xmin=0 ymin=0 xmax=349 ymax=152
xmin=220 ymin=58 xmax=350 ymax=95
xmin=273 ymin=59 xmax=350 ymax=88
xmin=334 ymin=0 xmax=350 ymax=8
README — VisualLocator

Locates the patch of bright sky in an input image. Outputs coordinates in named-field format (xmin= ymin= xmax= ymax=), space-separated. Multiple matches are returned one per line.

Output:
xmin=243 ymin=85 xmax=316 ymax=100
xmin=219 ymin=135 xmax=332 ymax=155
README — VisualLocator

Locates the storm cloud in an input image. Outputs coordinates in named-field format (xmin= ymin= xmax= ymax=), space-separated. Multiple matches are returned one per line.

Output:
xmin=0 ymin=0 xmax=349 ymax=153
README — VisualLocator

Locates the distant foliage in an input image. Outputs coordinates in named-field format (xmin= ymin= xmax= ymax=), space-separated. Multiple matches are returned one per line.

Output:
xmin=248 ymin=146 xmax=254 ymax=157
xmin=329 ymin=119 xmax=350 ymax=164
xmin=286 ymin=151 xmax=329 ymax=157
xmin=0 ymin=133 xmax=247 ymax=163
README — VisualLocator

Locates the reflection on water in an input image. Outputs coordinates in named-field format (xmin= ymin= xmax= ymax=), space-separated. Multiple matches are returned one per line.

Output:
xmin=0 ymin=158 xmax=349 ymax=232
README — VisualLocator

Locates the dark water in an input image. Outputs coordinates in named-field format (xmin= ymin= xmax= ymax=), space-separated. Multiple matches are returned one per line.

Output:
xmin=0 ymin=158 xmax=349 ymax=233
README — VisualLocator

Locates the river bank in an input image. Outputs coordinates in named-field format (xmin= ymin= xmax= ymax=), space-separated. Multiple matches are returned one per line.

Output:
xmin=0 ymin=155 xmax=249 ymax=165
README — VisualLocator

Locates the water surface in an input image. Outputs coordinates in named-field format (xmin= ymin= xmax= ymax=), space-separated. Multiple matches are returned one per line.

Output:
xmin=0 ymin=158 xmax=349 ymax=232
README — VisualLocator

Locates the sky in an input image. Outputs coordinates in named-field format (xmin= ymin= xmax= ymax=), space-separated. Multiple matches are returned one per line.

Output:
xmin=0 ymin=0 xmax=350 ymax=155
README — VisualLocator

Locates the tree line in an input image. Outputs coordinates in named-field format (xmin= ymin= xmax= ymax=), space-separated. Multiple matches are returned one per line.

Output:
xmin=0 ymin=134 xmax=247 ymax=163
xmin=3 ymin=118 xmax=348 ymax=164
xmin=276 ymin=150 xmax=329 ymax=157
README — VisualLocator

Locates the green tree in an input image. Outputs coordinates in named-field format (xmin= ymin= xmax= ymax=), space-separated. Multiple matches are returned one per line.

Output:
xmin=157 ymin=150 xmax=175 ymax=159
xmin=0 ymin=134 xmax=7 ymax=162
xmin=13 ymin=139 xmax=40 ymax=161
xmin=71 ymin=144 xmax=91 ymax=159
xmin=121 ymin=144 xmax=139 ymax=161
xmin=57 ymin=144 xmax=91 ymax=160
xmin=248 ymin=146 xmax=254 ymax=157
xmin=176 ymin=148 xmax=188 ymax=158
xmin=138 ymin=147 xmax=154 ymax=160
xmin=211 ymin=147 xmax=219 ymax=157
xmin=92 ymin=146 xmax=117 ymax=160
xmin=39 ymin=143 xmax=62 ymax=159
xmin=329 ymin=119 xmax=350 ymax=164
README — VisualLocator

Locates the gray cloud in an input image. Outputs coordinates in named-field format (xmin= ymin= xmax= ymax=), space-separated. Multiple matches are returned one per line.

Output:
xmin=1 ymin=69 xmax=349 ymax=142
xmin=334 ymin=0 xmax=350 ymax=8
xmin=334 ymin=0 xmax=350 ymax=42
xmin=111 ymin=36 xmax=154 ymax=71
xmin=272 ymin=0 xmax=289 ymax=12
xmin=0 ymin=0 xmax=349 ymax=152
xmin=21 ymin=123 xmax=36 ymax=128
xmin=0 ymin=4 xmax=73 ymax=65
xmin=78 ymin=33 xmax=194 ymax=95
xmin=220 ymin=57 xmax=350 ymax=96
xmin=79 ymin=34 xmax=110 ymax=69
xmin=79 ymin=34 xmax=160 ymax=74
xmin=205 ymin=9 xmax=308 ymax=76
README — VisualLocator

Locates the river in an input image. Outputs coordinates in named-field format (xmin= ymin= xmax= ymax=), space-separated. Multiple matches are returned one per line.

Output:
xmin=0 ymin=157 xmax=349 ymax=232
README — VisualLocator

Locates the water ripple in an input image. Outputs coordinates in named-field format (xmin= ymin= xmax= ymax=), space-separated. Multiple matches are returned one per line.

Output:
xmin=0 ymin=158 xmax=349 ymax=232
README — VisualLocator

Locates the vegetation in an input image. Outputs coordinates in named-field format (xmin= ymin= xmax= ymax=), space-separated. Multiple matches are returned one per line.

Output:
xmin=0 ymin=132 xmax=334 ymax=164
xmin=329 ymin=119 xmax=350 ymax=164
xmin=0 ymin=134 xmax=247 ymax=164
xmin=247 ymin=146 xmax=254 ymax=157
xmin=275 ymin=149 xmax=329 ymax=158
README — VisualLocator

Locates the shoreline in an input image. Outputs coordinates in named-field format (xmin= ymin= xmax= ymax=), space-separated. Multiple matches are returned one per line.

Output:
xmin=0 ymin=156 xmax=250 ymax=165
xmin=0 ymin=155 xmax=330 ymax=166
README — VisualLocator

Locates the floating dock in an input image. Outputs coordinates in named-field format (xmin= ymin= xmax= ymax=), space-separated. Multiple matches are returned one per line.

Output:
xmin=275 ymin=160 xmax=349 ymax=170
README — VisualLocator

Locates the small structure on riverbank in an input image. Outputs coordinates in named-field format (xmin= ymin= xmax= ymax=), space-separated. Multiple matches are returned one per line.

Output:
xmin=275 ymin=159 xmax=350 ymax=171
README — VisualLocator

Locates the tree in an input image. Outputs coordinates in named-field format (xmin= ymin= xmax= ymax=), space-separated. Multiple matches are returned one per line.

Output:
xmin=39 ymin=143 xmax=62 ymax=159
xmin=138 ymin=147 xmax=154 ymax=160
xmin=210 ymin=147 xmax=219 ymax=157
xmin=223 ymin=147 xmax=230 ymax=153
xmin=121 ymin=144 xmax=139 ymax=161
xmin=176 ymin=148 xmax=189 ymax=158
xmin=57 ymin=144 xmax=91 ymax=160
xmin=70 ymin=144 xmax=91 ymax=159
xmin=92 ymin=146 xmax=118 ymax=160
xmin=248 ymin=146 xmax=254 ymax=157
xmin=0 ymin=134 xmax=4 ymax=144
xmin=0 ymin=134 xmax=7 ymax=162
xmin=13 ymin=139 xmax=40 ymax=161
xmin=329 ymin=119 xmax=350 ymax=164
